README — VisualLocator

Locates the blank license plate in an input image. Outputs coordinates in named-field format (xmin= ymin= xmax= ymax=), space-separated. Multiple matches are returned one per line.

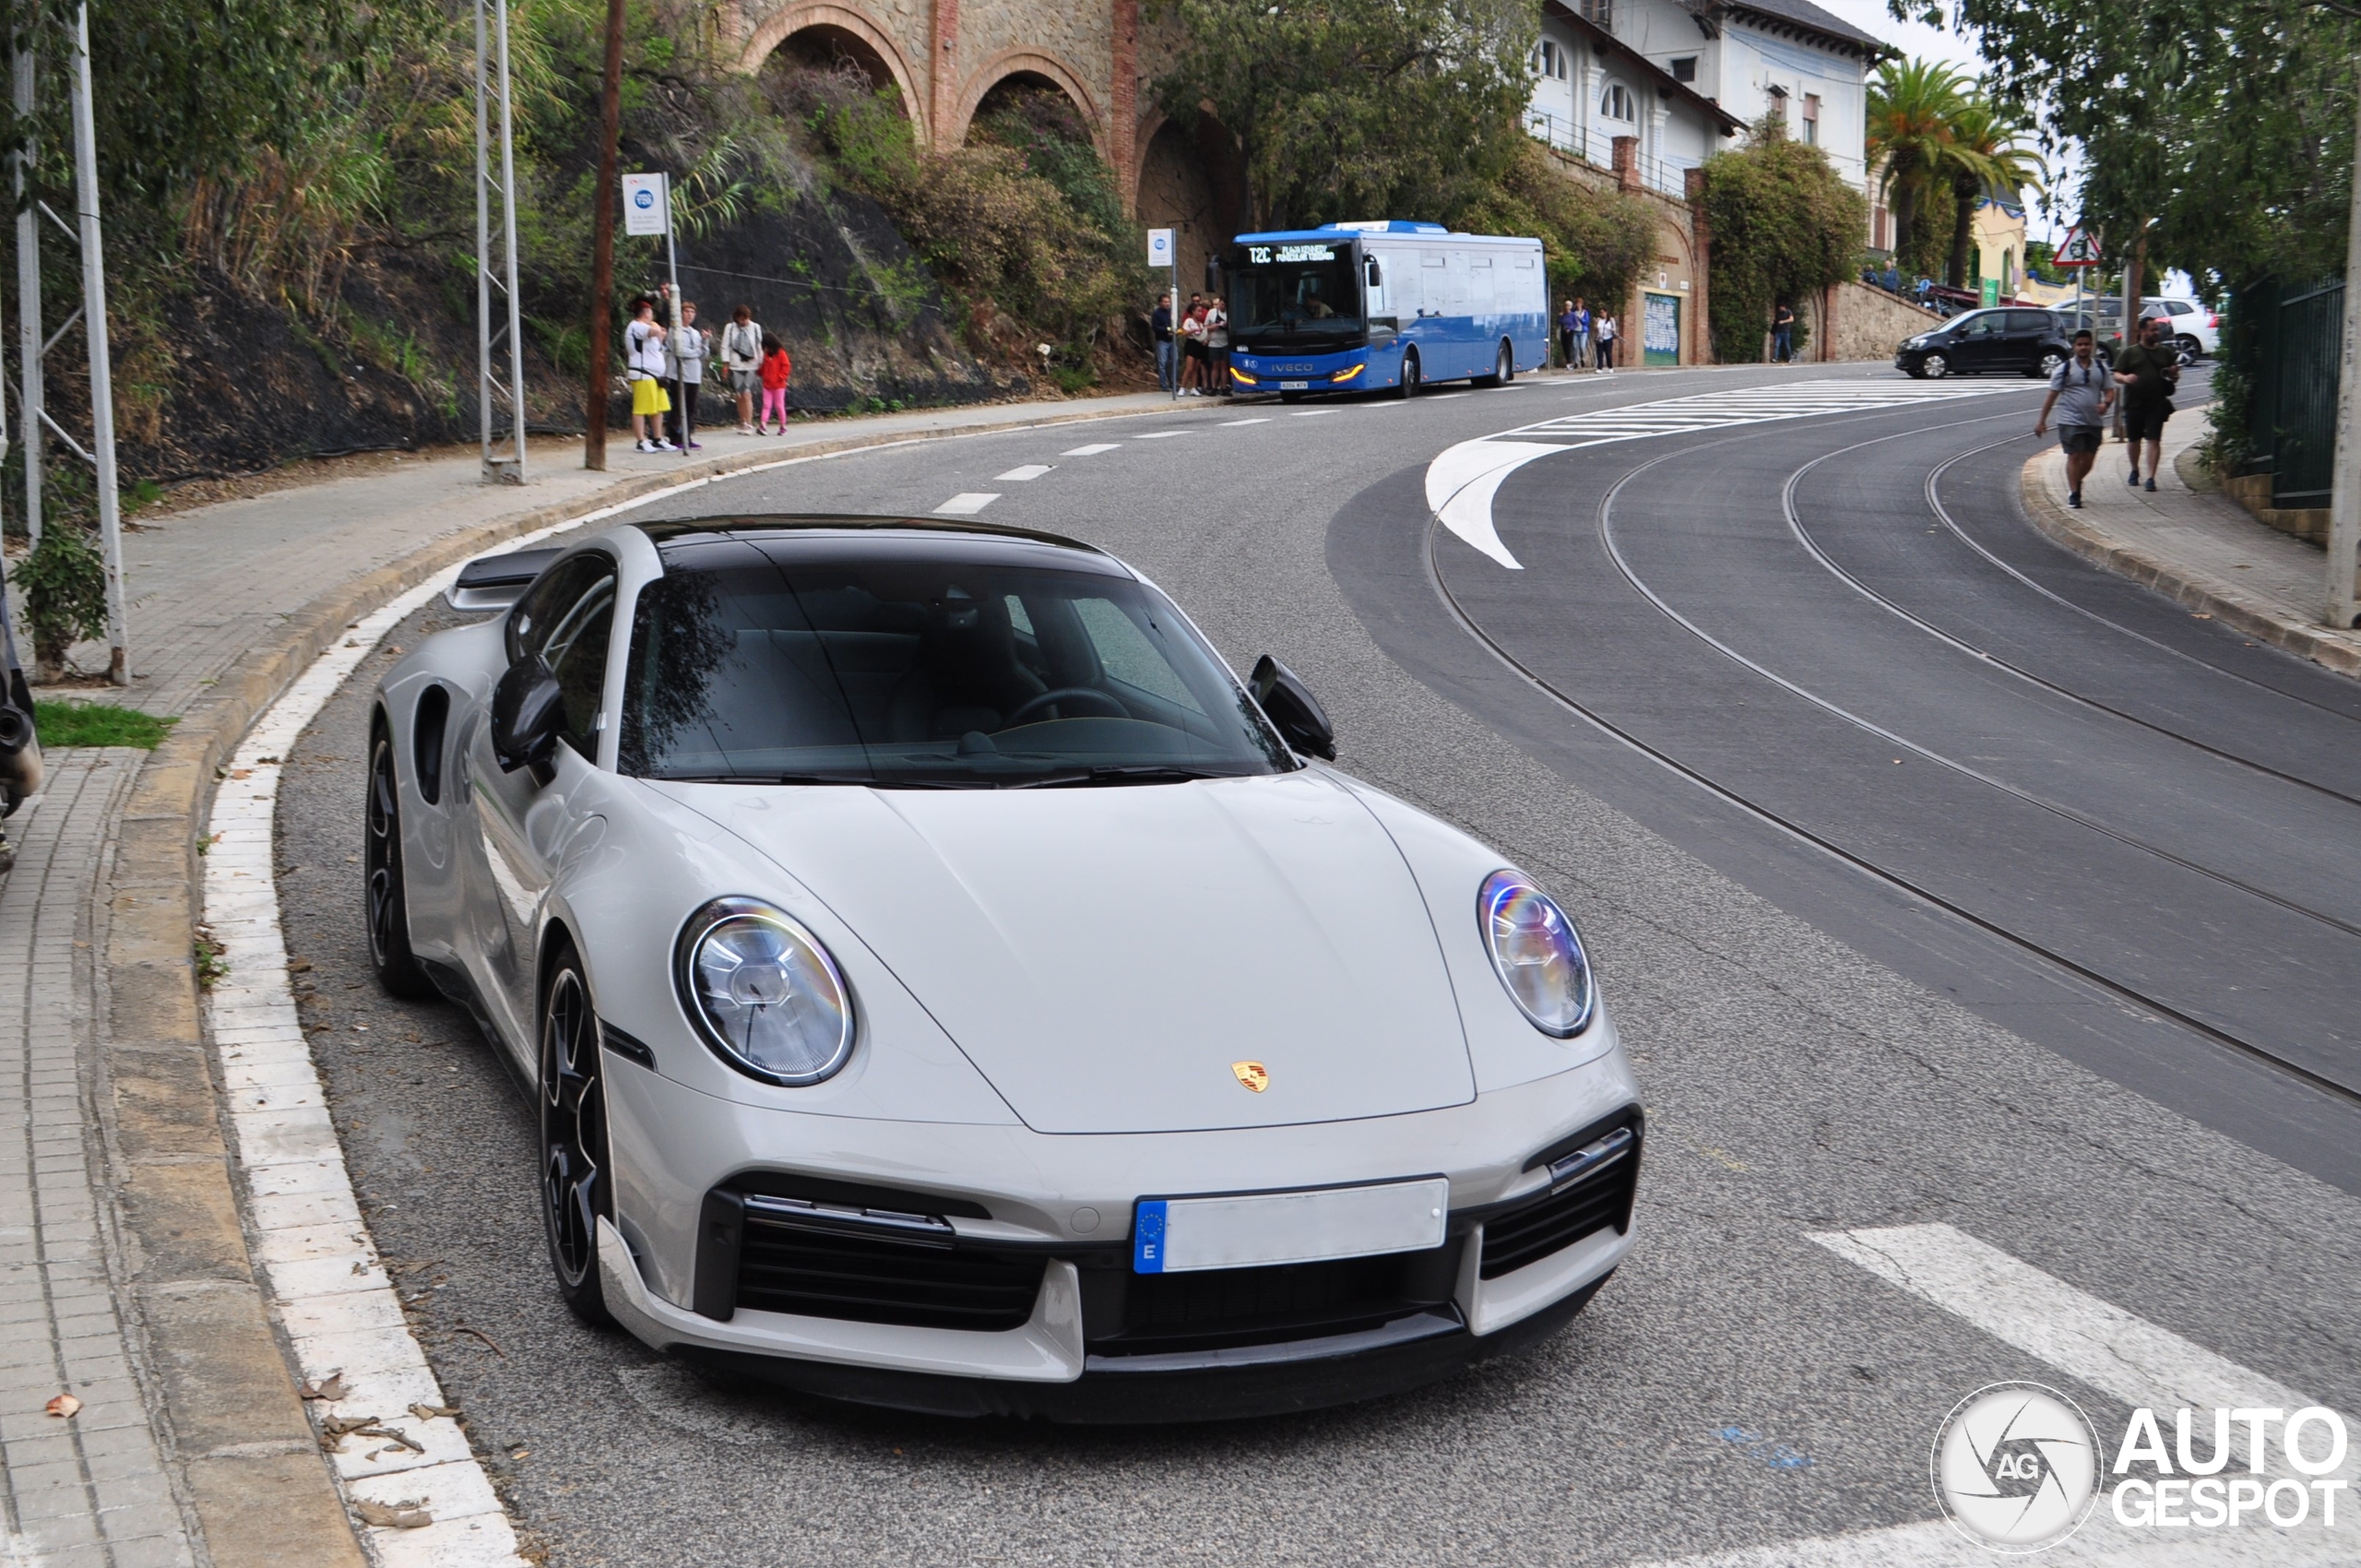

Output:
xmin=1133 ymin=1178 xmax=1448 ymax=1274
xmin=1279 ymin=380 xmax=1310 ymax=390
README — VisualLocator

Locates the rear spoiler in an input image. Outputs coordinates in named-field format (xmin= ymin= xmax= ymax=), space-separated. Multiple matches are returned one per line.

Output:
xmin=447 ymin=546 xmax=564 ymax=612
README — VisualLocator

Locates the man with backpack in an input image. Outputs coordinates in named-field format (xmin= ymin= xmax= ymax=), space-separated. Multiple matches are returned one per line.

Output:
xmin=2112 ymin=313 xmax=2181 ymax=492
xmin=2035 ymin=328 xmax=2116 ymax=508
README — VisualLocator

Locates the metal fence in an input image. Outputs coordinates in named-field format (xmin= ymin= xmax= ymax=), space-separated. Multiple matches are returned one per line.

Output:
xmin=1524 ymin=111 xmax=1695 ymax=198
xmin=2270 ymin=282 xmax=2341 ymax=508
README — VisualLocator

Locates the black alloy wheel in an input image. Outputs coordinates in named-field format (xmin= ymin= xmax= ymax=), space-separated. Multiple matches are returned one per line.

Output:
xmin=364 ymin=730 xmax=435 ymax=999
xmin=1396 ymin=350 xmax=1420 ymax=398
xmin=540 ymin=955 xmax=614 ymax=1324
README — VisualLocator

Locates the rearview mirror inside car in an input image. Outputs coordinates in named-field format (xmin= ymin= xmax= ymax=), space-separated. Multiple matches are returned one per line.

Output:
xmin=1249 ymin=655 xmax=1336 ymax=761
xmin=491 ymin=655 xmax=565 ymax=777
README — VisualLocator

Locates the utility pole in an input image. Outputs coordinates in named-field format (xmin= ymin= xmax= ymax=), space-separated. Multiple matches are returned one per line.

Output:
xmin=584 ymin=0 xmax=625 ymax=471
xmin=13 ymin=45 xmax=41 ymax=545
xmin=2327 ymin=73 xmax=2361 ymax=630
xmin=474 ymin=0 xmax=526 ymax=483
xmin=68 ymin=5 xmax=125 ymax=683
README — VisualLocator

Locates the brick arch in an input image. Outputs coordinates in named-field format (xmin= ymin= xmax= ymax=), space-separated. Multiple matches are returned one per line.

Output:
xmin=947 ymin=51 xmax=1107 ymax=159
xmin=738 ymin=5 xmax=928 ymax=140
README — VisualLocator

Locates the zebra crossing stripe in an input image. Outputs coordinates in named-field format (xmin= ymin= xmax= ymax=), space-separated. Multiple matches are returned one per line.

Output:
xmin=1426 ymin=380 xmax=2024 ymax=569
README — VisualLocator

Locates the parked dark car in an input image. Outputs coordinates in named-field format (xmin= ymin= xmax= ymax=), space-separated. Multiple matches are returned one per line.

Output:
xmin=1894 ymin=307 xmax=2080 ymax=379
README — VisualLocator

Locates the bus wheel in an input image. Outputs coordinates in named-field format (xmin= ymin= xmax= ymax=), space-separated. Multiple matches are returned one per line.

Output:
xmin=1395 ymin=351 xmax=1420 ymax=398
xmin=1474 ymin=340 xmax=1512 ymax=387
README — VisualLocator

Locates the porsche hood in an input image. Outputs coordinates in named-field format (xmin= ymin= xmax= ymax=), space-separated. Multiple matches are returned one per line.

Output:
xmin=679 ymin=770 xmax=1477 ymax=1134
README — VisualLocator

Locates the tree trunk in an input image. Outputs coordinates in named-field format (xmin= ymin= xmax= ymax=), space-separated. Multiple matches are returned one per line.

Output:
xmin=1892 ymin=184 xmax=1917 ymax=267
xmin=1947 ymin=180 xmax=1976 ymax=290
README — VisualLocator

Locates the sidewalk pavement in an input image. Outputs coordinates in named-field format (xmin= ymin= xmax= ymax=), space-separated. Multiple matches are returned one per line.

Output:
xmin=0 ymin=389 xmax=1181 ymax=1566
xmin=2021 ymin=405 xmax=2361 ymax=679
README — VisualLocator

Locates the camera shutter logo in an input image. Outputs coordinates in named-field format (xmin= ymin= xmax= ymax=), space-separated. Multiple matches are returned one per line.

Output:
xmin=1931 ymin=1383 xmax=2100 ymax=1551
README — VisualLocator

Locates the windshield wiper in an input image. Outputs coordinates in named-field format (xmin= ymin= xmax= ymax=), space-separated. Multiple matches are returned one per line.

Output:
xmin=1006 ymin=764 xmax=1235 ymax=789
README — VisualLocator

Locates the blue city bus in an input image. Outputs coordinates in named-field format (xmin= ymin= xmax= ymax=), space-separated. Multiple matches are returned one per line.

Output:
xmin=1222 ymin=221 xmax=1548 ymax=399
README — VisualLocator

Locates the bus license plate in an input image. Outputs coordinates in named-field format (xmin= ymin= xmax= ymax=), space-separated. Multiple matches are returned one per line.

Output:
xmin=1279 ymin=380 xmax=1309 ymax=390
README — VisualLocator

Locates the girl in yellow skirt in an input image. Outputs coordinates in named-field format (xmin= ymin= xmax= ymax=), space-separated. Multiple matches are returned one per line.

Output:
xmin=625 ymin=298 xmax=675 ymax=452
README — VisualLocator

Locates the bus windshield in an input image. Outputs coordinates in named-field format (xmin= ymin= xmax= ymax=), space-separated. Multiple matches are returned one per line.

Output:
xmin=1228 ymin=243 xmax=1363 ymax=346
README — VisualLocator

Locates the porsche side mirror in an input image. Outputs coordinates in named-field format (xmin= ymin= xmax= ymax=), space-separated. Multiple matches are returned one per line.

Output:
xmin=1249 ymin=655 xmax=1335 ymax=761
xmin=491 ymin=655 xmax=565 ymax=775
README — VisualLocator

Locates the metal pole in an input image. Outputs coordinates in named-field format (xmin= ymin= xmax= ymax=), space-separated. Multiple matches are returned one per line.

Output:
xmin=584 ymin=0 xmax=625 ymax=471
xmin=13 ymin=46 xmax=41 ymax=545
xmin=67 ymin=6 xmax=125 ymax=683
xmin=472 ymin=0 xmax=494 ymax=481
xmin=663 ymin=185 xmax=682 ymax=453
xmin=495 ymin=0 xmax=525 ymax=481
xmin=2326 ymin=69 xmax=2361 ymax=630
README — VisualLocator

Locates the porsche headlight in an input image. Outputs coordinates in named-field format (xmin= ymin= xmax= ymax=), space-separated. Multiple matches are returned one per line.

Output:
xmin=1477 ymin=870 xmax=1594 ymax=1037
xmin=675 ymin=897 xmax=854 ymax=1085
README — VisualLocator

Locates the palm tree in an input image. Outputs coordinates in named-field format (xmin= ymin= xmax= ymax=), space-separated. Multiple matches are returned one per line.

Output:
xmin=1867 ymin=59 xmax=1970 ymax=270
xmin=1941 ymin=94 xmax=2045 ymax=290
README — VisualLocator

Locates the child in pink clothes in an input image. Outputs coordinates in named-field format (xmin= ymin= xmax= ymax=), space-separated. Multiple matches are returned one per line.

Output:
xmin=757 ymin=336 xmax=792 ymax=433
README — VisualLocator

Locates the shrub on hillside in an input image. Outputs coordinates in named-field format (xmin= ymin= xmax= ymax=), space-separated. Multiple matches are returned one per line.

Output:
xmin=777 ymin=66 xmax=1144 ymax=361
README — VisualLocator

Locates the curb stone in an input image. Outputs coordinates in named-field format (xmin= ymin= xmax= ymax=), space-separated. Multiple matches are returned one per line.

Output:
xmin=100 ymin=398 xmax=1188 ymax=1564
xmin=2016 ymin=451 xmax=2361 ymax=681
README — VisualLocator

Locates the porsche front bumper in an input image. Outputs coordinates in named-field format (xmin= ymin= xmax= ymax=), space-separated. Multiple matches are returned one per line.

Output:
xmin=599 ymin=1052 xmax=1643 ymax=1421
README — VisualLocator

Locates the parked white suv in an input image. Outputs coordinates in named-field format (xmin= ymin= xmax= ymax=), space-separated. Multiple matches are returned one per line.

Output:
xmin=2142 ymin=297 xmax=2218 ymax=358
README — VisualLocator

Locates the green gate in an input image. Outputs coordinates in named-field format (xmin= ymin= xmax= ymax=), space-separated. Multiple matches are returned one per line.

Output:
xmin=2271 ymin=282 xmax=2342 ymax=508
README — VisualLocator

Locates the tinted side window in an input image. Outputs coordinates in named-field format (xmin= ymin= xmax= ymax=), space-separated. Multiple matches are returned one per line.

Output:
xmin=541 ymin=572 xmax=616 ymax=759
xmin=508 ymin=553 xmax=612 ymax=666
xmin=1957 ymin=313 xmax=1999 ymax=338
xmin=2009 ymin=311 xmax=2054 ymax=334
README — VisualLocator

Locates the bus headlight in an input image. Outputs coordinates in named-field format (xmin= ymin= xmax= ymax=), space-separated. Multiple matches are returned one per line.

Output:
xmin=1229 ymin=364 xmax=1259 ymax=385
xmin=1329 ymin=362 xmax=1366 ymax=383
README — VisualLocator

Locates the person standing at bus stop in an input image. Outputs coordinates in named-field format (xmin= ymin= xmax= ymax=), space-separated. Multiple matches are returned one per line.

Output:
xmin=1595 ymin=311 xmax=1616 ymax=372
xmin=1571 ymin=297 xmax=1592 ymax=371
xmin=1151 ymin=292 xmax=1175 ymax=391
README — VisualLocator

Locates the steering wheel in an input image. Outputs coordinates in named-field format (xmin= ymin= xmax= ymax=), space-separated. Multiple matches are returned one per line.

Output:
xmin=1004 ymin=687 xmax=1127 ymax=726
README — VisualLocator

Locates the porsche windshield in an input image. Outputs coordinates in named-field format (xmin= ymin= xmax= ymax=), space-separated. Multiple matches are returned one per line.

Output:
xmin=619 ymin=532 xmax=1294 ymax=786
xmin=1228 ymin=243 xmax=1363 ymax=345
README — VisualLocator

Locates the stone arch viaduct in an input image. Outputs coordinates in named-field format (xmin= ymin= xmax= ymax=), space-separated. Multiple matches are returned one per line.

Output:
xmin=718 ymin=0 xmax=1240 ymax=288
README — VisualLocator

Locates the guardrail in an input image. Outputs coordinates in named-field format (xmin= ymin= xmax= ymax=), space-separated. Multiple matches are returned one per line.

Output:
xmin=1524 ymin=111 xmax=1696 ymax=199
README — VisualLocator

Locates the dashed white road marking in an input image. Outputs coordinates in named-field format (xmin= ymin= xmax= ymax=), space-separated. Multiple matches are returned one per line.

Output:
xmin=993 ymin=464 xmax=1054 ymax=481
xmin=1061 ymin=443 xmax=1121 ymax=456
xmin=1636 ymin=1226 xmax=2355 ymax=1568
xmin=933 ymin=492 xmax=1000 ymax=514
xmin=1133 ymin=430 xmax=1192 ymax=439
xmin=1219 ymin=418 xmax=1272 ymax=426
xmin=1428 ymin=392 xmax=1469 ymax=399
xmin=1288 ymin=409 xmax=1336 ymax=417
xmin=1427 ymin=379 xmax=2025 ymax=568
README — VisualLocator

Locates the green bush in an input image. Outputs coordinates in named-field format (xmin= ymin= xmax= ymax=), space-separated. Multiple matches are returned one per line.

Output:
xmin=1703 ymin=121 xmax=1869 ymax=363
xmin=17 ymin=527 xmax=111 ymax=674
xmin=1454 ymin=140 xmax=1659 ymax=314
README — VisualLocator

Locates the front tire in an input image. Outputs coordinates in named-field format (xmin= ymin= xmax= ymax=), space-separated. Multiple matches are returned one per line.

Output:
xmin=1920 ymin=351 xmax=1951 ymax=379
xmin=540 ymin=951 xmax=613 ymax=1326
xmin=365 ymin=730 xmax=435 ymax=1000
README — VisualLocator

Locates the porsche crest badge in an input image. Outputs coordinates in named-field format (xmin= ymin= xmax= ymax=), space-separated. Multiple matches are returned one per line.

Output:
xmin=1231 ymin=1060 xmax=1270 ymax=1093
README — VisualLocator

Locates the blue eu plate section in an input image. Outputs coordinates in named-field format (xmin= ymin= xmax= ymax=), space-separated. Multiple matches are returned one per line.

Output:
xmin=1133 ymin=1200 xmax=1169 ymax=1274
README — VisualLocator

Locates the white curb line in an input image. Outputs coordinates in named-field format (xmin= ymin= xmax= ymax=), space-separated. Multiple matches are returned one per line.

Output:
xmin=199 ymin=450 xmax=891 ymax=1563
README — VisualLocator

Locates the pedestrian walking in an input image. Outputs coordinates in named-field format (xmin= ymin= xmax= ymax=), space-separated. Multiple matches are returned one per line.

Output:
xmin=1571 ymin=297 xmax=1592 ymax=371
xmin=2034 ymin=328 xmax=2115 ymax=508
xmin=1152 ymin=291 xmax=1175 ymax=392
xmin=1557 ymin=300 xmax=1577 ymax=368
xmin=666 ymin=298 xmax=712 ymax=451
xmin=2112 ymin=313 xmax=2180 ymax=490
xmin=1205 ymin=296 xmax=1230 ymax=395
xmin=624 ymin=296 xmax=673 ymax=453
xmin=1595 ymin=312 xmax=1616 ymax=372
xmin=757 ymin=333 xmax=793 ymax=434
xmin=1773 ymin=303 xmax=1796 ymax=363
xmin=1179 ymin=302 xmax=1208 ymax=396
xmin=722 ymin=304 xmax=765 ymax=434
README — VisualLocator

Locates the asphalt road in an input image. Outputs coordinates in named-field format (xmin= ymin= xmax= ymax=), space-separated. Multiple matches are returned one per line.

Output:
xmin=274 ymin=362 xmax=2361 ymax=1566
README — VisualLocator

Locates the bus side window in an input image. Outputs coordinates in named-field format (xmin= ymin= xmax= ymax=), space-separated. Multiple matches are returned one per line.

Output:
xmin=1419 ymin=253 xmax=1444 ymax=316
